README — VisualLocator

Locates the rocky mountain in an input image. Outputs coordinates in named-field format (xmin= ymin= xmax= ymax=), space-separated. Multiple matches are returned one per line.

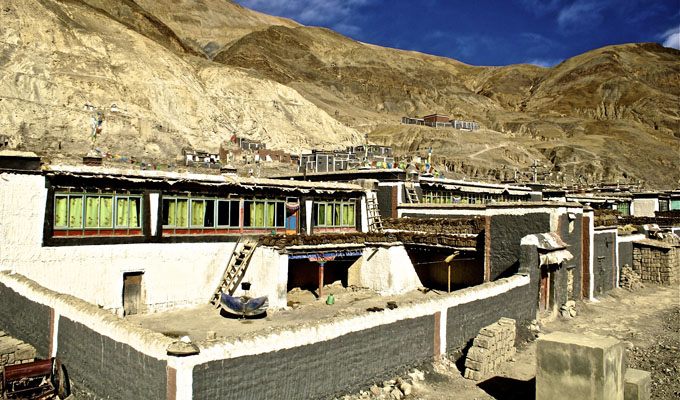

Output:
xmin=1 ymin=0 xmax=678 ymax=187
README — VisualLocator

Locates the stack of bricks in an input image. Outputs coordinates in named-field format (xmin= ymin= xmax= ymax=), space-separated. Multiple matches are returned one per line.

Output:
xmin=463 ymin=318 xmax=517 ymax=381
xmin=0 ymin=331 xmax=37 ymax=367
xmin=633 ymin=244 xmax=679 ymax=285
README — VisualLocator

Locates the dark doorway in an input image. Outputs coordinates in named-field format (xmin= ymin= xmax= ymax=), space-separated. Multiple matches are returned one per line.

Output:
xmin=287 ymin=257 xmax=356 ymax=295
xmin=123 ymin=272 xmax=144 ymax=316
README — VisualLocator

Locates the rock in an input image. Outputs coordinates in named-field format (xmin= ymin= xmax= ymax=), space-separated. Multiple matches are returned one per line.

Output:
xmin=369 ymin=385 xmax=380 ymax=396
xmin=569 ymin=308 xmax=577 ymax=317
xmin=399 ymin=382 xmax=413 ymax=396
xmin=390 ymin=388 xmax=403 ymax=400
xmin=206 ymin=331 xmax=216 ymax=340
xmin=565 ymin=300 xmax=576 ymax=308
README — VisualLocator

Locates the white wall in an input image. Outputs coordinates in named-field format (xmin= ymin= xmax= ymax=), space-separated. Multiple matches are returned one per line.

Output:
xmin=0 ymin=172 xmax=240 ymax=314
xmin=235 ymin=247 xmax=288 ymax=309
xmin=348 ymin=245 xmax=422 ymax=294
xmin=633 ymin=198 xmax=658 ymax=217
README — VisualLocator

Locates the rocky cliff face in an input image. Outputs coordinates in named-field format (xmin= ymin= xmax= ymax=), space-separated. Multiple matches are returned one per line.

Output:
xmin=1 ymin=0 xmax=678 ymax=187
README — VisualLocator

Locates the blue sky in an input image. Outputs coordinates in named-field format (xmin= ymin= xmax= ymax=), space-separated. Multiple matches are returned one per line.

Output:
xmin=235 ymin=0 xmax=680 ymax=67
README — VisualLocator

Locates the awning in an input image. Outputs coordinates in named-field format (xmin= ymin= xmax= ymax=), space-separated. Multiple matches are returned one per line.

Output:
xmin=521 ymin=232 xmax=573 ymax=266
xmin=540 ymin=249 xmax=573 ymax=265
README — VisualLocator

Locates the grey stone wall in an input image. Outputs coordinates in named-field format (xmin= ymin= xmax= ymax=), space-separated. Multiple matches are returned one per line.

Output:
xmin=559 ymin=213 xmax=582 ymax=299
xmin=489 ymin=213 xmax=551 ymax=280
xmin=57 ymin=317 xmax=167 ymax=400
xmin=446 ymin=284 xmax=535 ymax=355
xmin=192 ymin=315 xmax=434 ymax=400
xmin=0 ymin=282 xmax=51 ymax=358
xmin=618 ymin=241 xmax=634 ymax=269
xmin=593 ymin=232 xmax=616 ymax=297
xmin=377 ymin=185 xmax=395 ymax=219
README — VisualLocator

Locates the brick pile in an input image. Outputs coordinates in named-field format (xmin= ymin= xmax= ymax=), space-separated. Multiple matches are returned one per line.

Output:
xmin=0 ymin=331 xmax=37 ymax=367
xmin=261 ymin=231 xmax=478 ymax=248
xmin=619 ymin=264 xmax=644 ymax=290
xmin=633 ymin=242 xmax=679 ymax=285
xmin=383 ymin=217 xmax=485 ymax=235
xmin=463 ymin=318 xmax=516 ymax=381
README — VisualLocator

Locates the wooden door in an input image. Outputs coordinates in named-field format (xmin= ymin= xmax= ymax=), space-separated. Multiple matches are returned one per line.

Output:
xmin=123 ymin=272 xmax=143 ymax=316
xmin=285 ymin=198 xmax=299 ymax=235
xmin=539 ymin=267 xmax=549 ymax=313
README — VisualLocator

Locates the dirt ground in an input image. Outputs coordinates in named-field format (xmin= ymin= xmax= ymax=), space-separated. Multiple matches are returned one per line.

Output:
xmin=127 ymin=281 xmax=444 ymax=343
xmin=373 ymin=284 xmax=679 ymax=400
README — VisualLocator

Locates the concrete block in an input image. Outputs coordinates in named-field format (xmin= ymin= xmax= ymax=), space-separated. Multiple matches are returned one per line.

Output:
xmin=536 ymin=332 xmax=625 ymax=400
xmin=624 ymin=369 xmax=651 ymax=400
xmin=467 ymin=347 xmax=490 ymax=362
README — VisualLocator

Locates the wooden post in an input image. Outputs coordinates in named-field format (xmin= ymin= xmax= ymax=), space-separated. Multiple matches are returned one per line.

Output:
xmin=448 ymin=264 xmax=451 ymax=293
xmin=318 ymin=261 xmax=325 ymax=298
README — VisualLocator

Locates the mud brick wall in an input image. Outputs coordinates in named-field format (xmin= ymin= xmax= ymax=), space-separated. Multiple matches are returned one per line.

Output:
xmin=559 ymin=213 xmax=583 ymax=299
xmin=57 ymin=317 xmax=167 ymax=400
xmin=633 ymin=246 xmax=679 ymax=285
xmin=488 ymin=213 xmax=551 ymax=280
xmin=192 ymin=316 xmax=434 ymax=400
xmin=463 ymin=318 xmax=517 ymax=381
xmin=0 ymin=282 xmax=50 ymax=358
xmin=446 ymin=284 xmax=534 ymax=356
xmin=593 ymin=232 xmax=616 ymax=297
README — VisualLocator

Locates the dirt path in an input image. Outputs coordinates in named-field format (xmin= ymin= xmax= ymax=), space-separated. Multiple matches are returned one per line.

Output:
xmin=403 ymin=284 xmax=679 ymax=400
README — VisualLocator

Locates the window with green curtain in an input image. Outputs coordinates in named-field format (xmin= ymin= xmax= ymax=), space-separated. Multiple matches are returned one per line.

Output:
xmin=347 ymin=204 xmax=355 ymax=226
xmin=318 ymin=204 xmax=326 ymax=225
xmin=176 ymin=199 xmax=188 ymax=227
xmin=116 ymin=197 xmax=129 ymax=227
xmin=334 ymin=203 xmax=341 ymax=226
xmin=255 ymin=202 xmax=265 ymax=227
xmin=129 ymin=197 xmax=140 ymax=227
xmin=69 ymin=196 xmax=83 ymax=228
xmin=326 ymin=204 xmax=333 ymax=226
xmin=266 ymin=202 xmax=275 ymax=227
xmin=54 ymin=196 xmax=68 ymax=227
xmin=165 ymin=199 xmax=176 ymax=226
xmin=100 ymin=197 xmax=113 ymax=227
xmin=342 ymin=204 xmax=349 ymax=226
xmin=191 ymin=199 xmax=205 ymax=226
xmin=85 ymin=196 xmax=99 ymax=228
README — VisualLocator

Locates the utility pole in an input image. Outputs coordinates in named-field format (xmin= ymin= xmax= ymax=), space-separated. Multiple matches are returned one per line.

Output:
xmin=533 ymin=160 xmax=539 ymax=183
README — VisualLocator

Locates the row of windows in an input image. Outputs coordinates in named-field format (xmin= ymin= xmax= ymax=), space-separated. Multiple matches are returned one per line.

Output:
xmin=53 ymin=193 xmax=357 ymax=236
xmin=421 ymin=190 xmax=528 ymax=204
xmin=54 ymin=194 xmax=141 ymax=234
xmin=162 ymin=197 xmax=287 ymax=229
xmin=313 ymin=201 xmax=356 ymax=227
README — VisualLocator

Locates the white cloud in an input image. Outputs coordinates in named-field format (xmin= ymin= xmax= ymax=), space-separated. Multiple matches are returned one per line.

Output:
xmin=238 ymin=0 xmax=370 ymax=25
xmin=557 ymin=0 xmax=609 ymax=31
xmin=525 ymin=58 xmax=561 ymax=68
xmin=660 ymin=27 xmax=680 ymax=49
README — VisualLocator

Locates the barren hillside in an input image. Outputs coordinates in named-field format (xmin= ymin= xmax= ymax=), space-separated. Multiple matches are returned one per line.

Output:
xmin=1 ymin=0 xmax=678 ymax=187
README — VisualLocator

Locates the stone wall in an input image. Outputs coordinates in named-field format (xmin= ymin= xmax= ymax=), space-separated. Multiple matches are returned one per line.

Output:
xmin=488 ymin=213 xmax=551 ymax=280
xmin=0 ymin=331 xmax=37 ymax=367
xmin=0 ymin=281 xmax=51 ymax=358
xmin=633 ymin=242 xmax=679 ymax=285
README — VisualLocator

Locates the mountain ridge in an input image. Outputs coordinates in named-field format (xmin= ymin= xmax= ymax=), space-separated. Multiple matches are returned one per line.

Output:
xmin=1 ymin=0 xmax=678 ymax=187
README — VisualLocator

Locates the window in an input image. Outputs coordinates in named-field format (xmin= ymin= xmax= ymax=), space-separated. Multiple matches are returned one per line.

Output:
xmin=314 ymin=200 xmax=356 ymax=227
xmin=616 ymin=202 xmax=630 ymax=216
xmin=244 ymin=199 xmax=285 ymax=228
xmin=54 ymin=192 xmax=141 ymax=236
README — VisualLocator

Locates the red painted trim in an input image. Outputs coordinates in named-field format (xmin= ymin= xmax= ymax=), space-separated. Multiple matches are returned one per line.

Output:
xmin=84 ymin=230 xmax=99 ymax=236
xmin=99 ymin=229 xmax=114 ymax=236
xmin=166 ymin=366 xmax=176 ymax=400
xmin=174 ymin=229 xmax=189 ymax=235
xmin=52 ymin=230 xmax=68 ymax=237
xmin=128 ymin=229 xmax=142 ymax=236
xmin=434 ymin=311 xmax=441 ymax=360
xmin=484 ymin=216 xmax=491 ymax=282
xmin=48 ymin=308 xmax=55 ymax=357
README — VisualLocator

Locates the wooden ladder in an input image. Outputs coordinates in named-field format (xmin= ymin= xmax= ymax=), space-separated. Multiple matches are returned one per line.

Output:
xmin=405 ymin=187 xmax=419 ymax=203
xmin=209 ymin=239 xmax=258 ymax=306
xmin=366 ymin=196 xmax=383 ymax=232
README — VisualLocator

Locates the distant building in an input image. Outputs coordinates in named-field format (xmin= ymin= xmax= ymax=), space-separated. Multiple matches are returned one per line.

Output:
xmin=423 ymin=114 xmax=450 ymax=126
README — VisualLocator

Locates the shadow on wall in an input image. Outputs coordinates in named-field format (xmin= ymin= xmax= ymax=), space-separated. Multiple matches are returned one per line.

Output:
xmin=477 ymin=376 xmax=536 ymax=400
